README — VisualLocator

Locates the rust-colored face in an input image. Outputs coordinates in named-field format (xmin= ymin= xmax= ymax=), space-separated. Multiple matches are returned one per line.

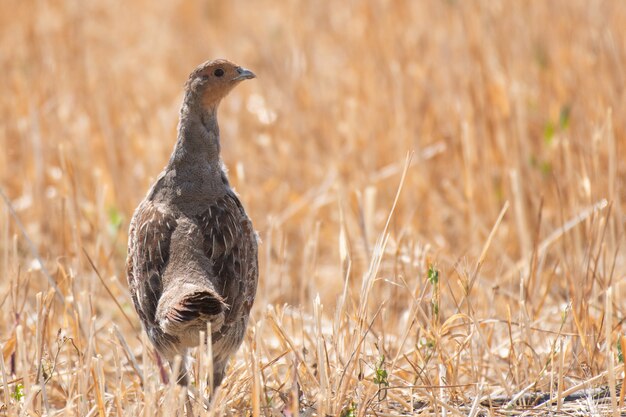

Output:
xmin=186 ymin=59 xmax=255 ymax=107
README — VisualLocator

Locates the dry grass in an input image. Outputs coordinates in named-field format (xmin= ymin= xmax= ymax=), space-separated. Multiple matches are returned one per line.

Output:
xmin=1 ymin=0 xmax=626 ymax=415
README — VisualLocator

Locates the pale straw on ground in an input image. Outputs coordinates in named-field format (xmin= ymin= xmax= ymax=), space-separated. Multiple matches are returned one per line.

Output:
xmin=0 ymin=1 xmax=625 ymax=416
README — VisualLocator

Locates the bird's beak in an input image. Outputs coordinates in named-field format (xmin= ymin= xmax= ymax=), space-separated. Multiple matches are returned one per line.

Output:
xmin=233 ymin=67 xmax=256 ymax=81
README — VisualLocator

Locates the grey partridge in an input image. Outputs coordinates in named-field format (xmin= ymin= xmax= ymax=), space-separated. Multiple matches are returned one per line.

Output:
xmin=126 ymin=59 xmax=258 ymax=388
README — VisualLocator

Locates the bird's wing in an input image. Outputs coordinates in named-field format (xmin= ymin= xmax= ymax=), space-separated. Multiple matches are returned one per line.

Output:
xmin=196 ymin=191 xmax=258 ymax=328
xmin=126 ymin=201 xmax=177 ymax=328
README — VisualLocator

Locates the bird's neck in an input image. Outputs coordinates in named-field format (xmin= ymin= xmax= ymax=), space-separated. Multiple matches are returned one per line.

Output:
xmin=166 ymin=97 xmax=222 ymax=171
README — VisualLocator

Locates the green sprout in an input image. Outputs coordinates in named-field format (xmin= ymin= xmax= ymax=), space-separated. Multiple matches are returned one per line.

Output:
xmin=339 ymin=401 xmax=357 ymax=417
xmin=12 ymin=383 xmax=24 ymax=401
xmin=107 ymin=205 xmax=123 ymax=235
xmin=428 ymin=265 xmax=440 ymax=317
xmin=373 ymin=355 xmax=389 ymax=387
xmin=427 ymin=265 xmax=439 ymax=285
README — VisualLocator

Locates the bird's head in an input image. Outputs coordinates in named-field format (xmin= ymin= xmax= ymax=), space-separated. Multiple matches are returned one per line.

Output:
xmin=184 ymin=59 xmax=255 ymax=109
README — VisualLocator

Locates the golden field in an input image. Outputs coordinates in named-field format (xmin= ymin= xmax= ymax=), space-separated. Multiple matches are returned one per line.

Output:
xmin=1 ymin=0 xmax=625 ymax=415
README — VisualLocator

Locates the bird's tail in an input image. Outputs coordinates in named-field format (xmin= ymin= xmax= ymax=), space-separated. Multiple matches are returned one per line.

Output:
xmin=165 ymin=289 xmax=226 ymax=325
xmin=159 ymin=287 xmax=227 ymax=337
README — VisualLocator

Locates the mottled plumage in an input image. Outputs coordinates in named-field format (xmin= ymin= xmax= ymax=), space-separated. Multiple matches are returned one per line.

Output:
xmin=126 ymin=59 xmax=258 ymax=388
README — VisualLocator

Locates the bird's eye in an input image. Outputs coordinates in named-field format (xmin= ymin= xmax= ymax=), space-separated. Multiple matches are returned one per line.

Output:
xmin=214 ymin=68 xmax=224 ymax=77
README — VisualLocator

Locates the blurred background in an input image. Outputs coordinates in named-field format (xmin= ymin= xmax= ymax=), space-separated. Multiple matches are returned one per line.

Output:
xmin=0 ymin=0 xmax=625 ymax=414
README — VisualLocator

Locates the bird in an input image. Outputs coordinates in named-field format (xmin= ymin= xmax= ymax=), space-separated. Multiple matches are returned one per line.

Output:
xmin=126 ymin=59 xmax=258 ymax=389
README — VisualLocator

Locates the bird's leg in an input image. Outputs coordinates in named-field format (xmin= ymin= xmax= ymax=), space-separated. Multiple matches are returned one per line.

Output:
xmin=177 ymin=369 xmax=189 ymax=386
xmin=171 ymin=353 xmax=197 ymax=417
xmin=164 ymin=352 xmax=197 ymax=416
xmin=184 ymin=390 xmax=194 ymax=417
xmin=154 ymin=350 xmax=170 ymax=385
xmin=187 ymin=384 xmax=211 ymax=412
xmin=177 ymin=362 xmax=190 ymax=386
xmin=210 ymin=361 xmax=227 ymax=394
xmin=170 ymin=351 xmax=190 ymax=386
